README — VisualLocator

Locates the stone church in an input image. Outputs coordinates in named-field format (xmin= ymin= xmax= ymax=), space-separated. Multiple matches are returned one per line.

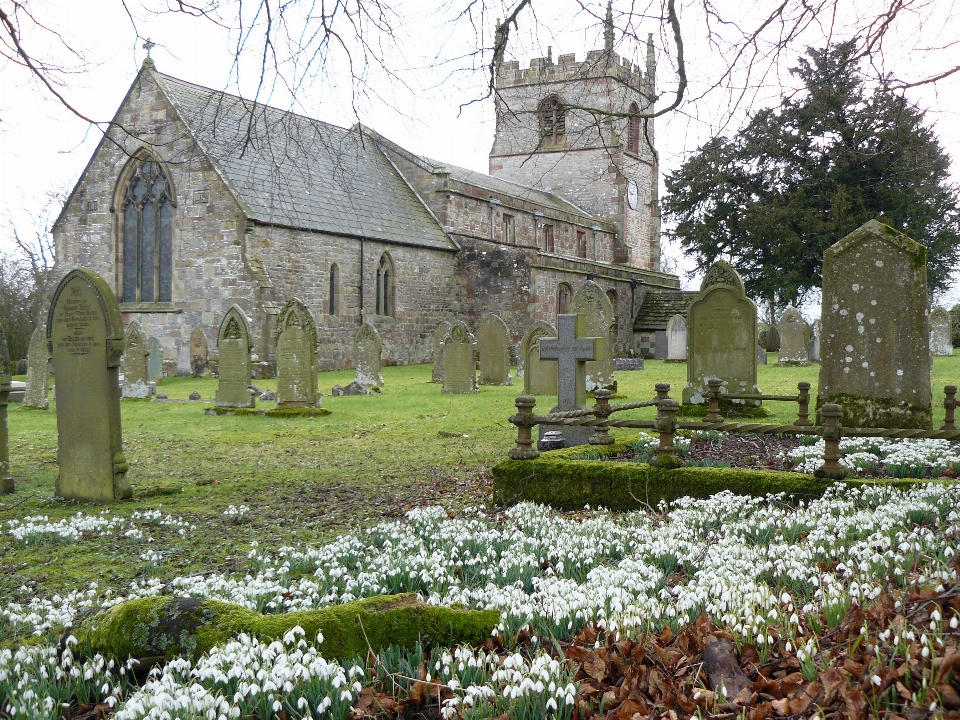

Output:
xmin=52 ymin=24 xmax=680 ymax=373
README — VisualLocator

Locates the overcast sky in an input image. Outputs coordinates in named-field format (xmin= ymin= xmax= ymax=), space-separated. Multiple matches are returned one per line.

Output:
xmin=3 ymin=0 xmax=959 ymax=307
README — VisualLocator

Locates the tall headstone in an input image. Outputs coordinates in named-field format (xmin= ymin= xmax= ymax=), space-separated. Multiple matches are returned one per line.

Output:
xmin=121 ymin=321 xmax=151 ymax=398
xmin=216 ymin=305 xmax=255 ymax=408
xmin=930 ymin=307 xmax=954 ymax=357
xmin=190 ymin=327 xmax=209 ymax=376
xmin=763 ymin=324 xmax=781 ymax=353
xmin=354 ymin=321 xmax=384 ymax=388
xmin=757 ymin=346 xmax=768 ymax=365
xmin=275 ymin=298 xmax=320 ymax=408
xmin=0 ymin=320 xmax=12 ymax=493
xmin=431 ymin=321 xmax=451 ymax=384
xmin=776 ymin=306 xmax=811 ymax=366
xmin=520 ymin=321 xmax=558 ymax=396
xmin=682 ymin=261 xmax=761 ymax=404
xmin=48 ymin=269 xmax=131 ymax=501
xmin=147 ymin=337 xmax=164 ymax=381
xmin=478 ymin=315 xmax=513 ymax=386
xmin=808 ymin=319 xmax=821 ymax=363
xmin=653 ymin=331 xmax=668 ymax=360
xmin=441 ymin=321 xmax=478 ymax=394
xmin=23 ymin=323 xmax=50 ymax=409
xmin=819 ymin=220 xmax=931 ymax=428
xmin=570 ymin=281 xmax=614 ymax=391
xmin=665 ymin=314 xmax=687 ymax=361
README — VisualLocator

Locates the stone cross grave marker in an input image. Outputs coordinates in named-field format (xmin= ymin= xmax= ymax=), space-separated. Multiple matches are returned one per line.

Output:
xmin=216 ymin=305 xmax=255 ymax=408
xmin=23 ymin=322 xmax=50 ymax=409
xmin=478 ymin=315 xmax=513 ymax=386
xmin=0 ymin=319 xmax=12 ymax=493
xmin=777 ymin=306 xmax=811 ymax=366
xmin=190 ymin=327 xmax=209 ymax=376
xmin=441 ymin=321 xmax=478 ymax=394
xmin=121 ymin=321 xmax=151 ymax=398
xmin=520 ymin=321 xmax=557 ymax=396
xmin=431 ymin=320 xmax=451 ymax=383
xmin=930 ymin=307 xmax=953 ymax=357
xmin=666 ymin=314 xmax=687 ymax=361
xmin=819 ymin=220 xmax=931 ymax=428
xmin=354 ymin=321 xmax=384 ymax=388
xmin=570 ymin=281 xmax=614 ymax=391
xmin=48 ymin=268 xmax=131 ymax=502
xmin=147 ymin=337 xmax=164 ymax=382
xmin=275 ymin=298 xmax=320 ymax=408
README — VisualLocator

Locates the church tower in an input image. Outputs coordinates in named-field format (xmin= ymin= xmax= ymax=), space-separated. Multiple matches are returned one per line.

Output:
xmin=489 ymin=7 xmax=660 ymax=270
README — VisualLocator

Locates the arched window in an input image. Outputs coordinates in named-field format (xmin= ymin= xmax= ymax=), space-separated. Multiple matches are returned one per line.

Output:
xmin=539 ymin=96 xmax=565 ymax=145
xmin=328 ymin=264 xmax=340 ymax=315
xmin=557 ymin=283 xmax=572 ymax=315
xmin=627 ymin=102 xmax=641 ymax=155
xmin=375 ymin=254 xmax=395 ymax=316
xmin=120 ymin=156 xmax=174 ymax=303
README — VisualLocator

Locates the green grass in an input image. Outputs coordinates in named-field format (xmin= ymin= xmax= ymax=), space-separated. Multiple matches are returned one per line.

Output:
xmin=1 ymin=356 xmax=958 ymax=604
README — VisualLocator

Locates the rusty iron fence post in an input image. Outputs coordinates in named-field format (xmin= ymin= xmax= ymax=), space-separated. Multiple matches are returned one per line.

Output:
xmin=795 ymin=382 xmax=812 ymax=426
xmin=650 ymin=398 xmax=680 ymax=468
xmin=590 ymin=388 xmax=615 ymax=445
xmin=943 ymin=385 xmax=957 ymax=432
xmin=705 ymin=378 xmax=723 ymax=422
xmin=814 ymin=403 xmax=847 ymax=479
xmin=509 ymin=396 xmax=540 ymax=460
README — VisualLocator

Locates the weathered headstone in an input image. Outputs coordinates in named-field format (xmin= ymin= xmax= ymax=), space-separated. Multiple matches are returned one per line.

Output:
xmin=23 ymin=323 xmax=50 ymax=409
xmin=48 ymin=268 xmax=131 ymax=501
xmin=0 ymin=320 xmax=12 ymax=493
xmin=665 ymin=314 xmax=687 ymax=361
xmin=441 ymin=321 xmax=478 ymax=394
xmin=190 ymin=327 xmax=209 ymax=376
xmin=930 ymin=307 xmax=954 ymax=356
xmin=520 ymin=321 xmax=557 ymax=396
xmin=431 ymin=321 xmax=451 ymax=383
xmin=121 ymin=321 xmax=151 ymax=398
xmin=776 ymin=306 xmax=811 ymax=366
xmin=653 ymin=331 xmax=668 ymax=360
xmin=819 ymin=220 xmax=931 ymax=428
xmin=354 ymin=321 xmax=384 ymax=388
xmin=808 ymin=319 xmax=821 ymax=363
xmin=216 ymin=305 xmax=255 ymax=408
xmin=757 ymin=346 xmax=768 ymax=365
xmin=682 ymin=261 xmax=761 ymax=405
xmin=539 ymin=314 xmax=603 ymax=448
xmin=763 ymin=324 xmax=781 ymax=352
xmin=570 ymin=281 xmax=614 ymax=391
xmin=275 ymin=298 xmax=320 ymax=408
xmin=478 ymin=315 xmax=513 ymax=386
xmin=147 ymin=337 xmax=164 ymax=382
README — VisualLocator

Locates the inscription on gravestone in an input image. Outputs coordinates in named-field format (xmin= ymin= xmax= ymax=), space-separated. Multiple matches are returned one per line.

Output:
xmin=216 ymin=305 xmax=255 ymax=408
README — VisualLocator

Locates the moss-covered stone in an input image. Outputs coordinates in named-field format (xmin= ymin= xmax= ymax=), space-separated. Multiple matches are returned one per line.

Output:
xmin=815 ymin=393 xmax=933 ymax=430
xmin=71 ymin=594 xmax=499 ymax=666
xmin=264 ymin=407 xmax=332 ymax=418
xmin=204 ymin=407 xmax=265 ymax=416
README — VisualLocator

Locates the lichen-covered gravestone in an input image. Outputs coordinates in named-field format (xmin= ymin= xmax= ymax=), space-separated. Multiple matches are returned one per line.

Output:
xmin=0 ymin=320 xmax=12 ymax=493
xmin=520 ymin=321 xmax=557 ymax=396
xmin=431 ymin=321 xmax=451 ymax=384
xmin=777 ymin=306 xmax=811 ymax=366
xmin=275 ymin=298 xmax=320 ymax=408
xmin=682 ymin=262 xmax=761 ymax=405
xmin=665 ymin=314 xmax=687 ymax=361
xmin=441 ymin=321 xmax=478 ymax=394
xmin=571 ymin=281 xmax=614 ymax=392
xmin=354 ymin=321 xmax=384 ymax=389
xmin=216 ymin=305 xmax=255 ymax=408
xmin=48 ymin=268 xmax=131 ymax=502
xmin=478 ymin=315 xmax=513 ymax=386
xmin=23 ymin=323 xmax=50 ymax=409
xmin=819 ymin=220 xmax=931 ymax=428
xmin=930 ymin=307 xmax=953 ymax=357
xmin=808 ymin=319 xmax=821 ymax=363
xmin=190 ymin=327 xmax=209 ymax=376
xmin=121 ymin=321 xmax=151 ymax=398
xmin=147 ymin=337 xmax=164 ymax=382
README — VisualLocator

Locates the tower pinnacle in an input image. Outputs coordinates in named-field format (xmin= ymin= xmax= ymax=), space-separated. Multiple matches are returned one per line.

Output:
xmin=604 ymin=1 xmax=614 ymax=53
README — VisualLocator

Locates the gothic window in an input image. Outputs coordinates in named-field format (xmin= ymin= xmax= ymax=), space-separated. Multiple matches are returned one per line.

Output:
xmin=375 ymin=254 xmax=395 ymax=317
xmin=539 ymin=96 xmax=565 ymax=145
xmin=627 ymin=102 xmax=641 ymax=155
xmin=577 ymin=230 xmax=587 ymax=258
xmin=557 ymin=283 xmax=572 ymax=315
xmin=502 ymin=214 xmax=516 ymax=244
xmin=120 ymin=156 xmax=173 ymax=303
xmin=328 ymin=263 xmax=340 ymax=315
xmin=542 ymin=224 xmax=554 ymax=253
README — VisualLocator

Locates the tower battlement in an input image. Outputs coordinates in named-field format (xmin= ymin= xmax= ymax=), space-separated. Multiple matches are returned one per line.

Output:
xmin=496 ymin=48 xmax=652 ymax=95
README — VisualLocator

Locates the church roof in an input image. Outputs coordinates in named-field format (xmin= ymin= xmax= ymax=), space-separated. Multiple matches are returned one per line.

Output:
xmin=633 ymin=289 xmax=697 ymax=331
xmin=153 ymin=72 xmax=457 ymax=251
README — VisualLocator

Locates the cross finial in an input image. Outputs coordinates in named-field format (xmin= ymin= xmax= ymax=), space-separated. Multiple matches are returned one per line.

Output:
xmin=142 ymin=38 xmax=156 ymax=58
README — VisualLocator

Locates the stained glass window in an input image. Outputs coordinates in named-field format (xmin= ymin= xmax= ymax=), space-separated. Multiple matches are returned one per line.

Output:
xmin=121 ymin=157 xmax=173 ymax=303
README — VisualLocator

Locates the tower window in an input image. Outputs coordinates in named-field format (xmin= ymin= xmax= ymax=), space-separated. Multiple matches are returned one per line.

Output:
xmin=502 ymin=214 xmax=516 ymax=244
xmin=627 ymin=102 xmax=641 ymax=155
xmin=120 ymin=156 xmax=173 ymax=303
xmin=577 ymin=231 xmax=587 ymax=258
xmin=539 ymin=96 xmax=566 ymax=145
xmin=557 ymin=283 xmax=572 ymax=315
xmin=542 ymin=224 xmax=554 ymax=253
xmin=375 ymin=254 xmax=395 ymax=317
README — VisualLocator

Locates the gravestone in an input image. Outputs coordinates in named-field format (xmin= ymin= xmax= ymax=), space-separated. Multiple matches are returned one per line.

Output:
xmin=431 ymin=321 xmax=451 ymax=383
xmin=216 ymin=305 xmax=255 ymax=408
xmin=613 ymin=357 xmax=643 ymax=371
xmin=121 ymin=321 xmax=152 ymax=398
xmin=763 ymin=325 xmax=781 ymax=352
xmin=520 ymin=321 xmax=557 ymax=396
xmin=147 ymin=337 xmax=164 ymax=382
xmin=682 ymin=261 xmax=761 ymax=405
xmin=757 ymin=346 xmax=768 ymax=365
xmin=776 ymin=306 xmax=811 ymax=366
xmin=275 ymin=298 xmax=320 ymax=408
xmin=48 ymin=268 xmax=131 ymax=502
xmin=539 ymin=314 xmax=602 ymax=448
xmin=23 ymin=323 xmax=50 ymax=409
xmin=354 ymin=321 xmax=384 ymax=388
xmin=441 ymin=321 xmax=478 ymax=394
xmin=190 ymin=327 xmax=209 ymax=376
xmin=930 ymin=307 xmax=953 ymax=356
xmin=478 ymin=315 xmax=513 ymax=386
xmin=0 ymin=320 xmax=11 ymax=493
xmin=570 ymin=281 xmax=614 ymax=391
xmin=808 ymin=319 xmax=821 ymax=363
xmin=665 ymin=314 xmax=687 ymax=361
xmin=653 ymin=331 xmax=668 ymax=360
xmin=819 ymin=220 xmax=931 ymax=428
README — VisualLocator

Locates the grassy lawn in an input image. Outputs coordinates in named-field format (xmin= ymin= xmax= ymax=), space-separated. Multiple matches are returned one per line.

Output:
xmin=2 ymin=356 xmax=958 ymax=602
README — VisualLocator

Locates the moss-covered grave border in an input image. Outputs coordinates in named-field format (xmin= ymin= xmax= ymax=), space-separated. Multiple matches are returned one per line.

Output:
xmin=491 ymin=440 xmax=930 ymax=511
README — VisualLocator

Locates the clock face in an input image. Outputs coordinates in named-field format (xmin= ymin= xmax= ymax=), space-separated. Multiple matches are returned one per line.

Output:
xmin=627 ymin=180 xmax=639 ymax=210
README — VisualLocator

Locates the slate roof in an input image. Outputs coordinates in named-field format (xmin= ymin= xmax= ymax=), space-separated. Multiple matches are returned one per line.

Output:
xmin=154 ymin=72 xmax=456 ymax=251
xmin=633 ymin=289 xmax=698 ymax=331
